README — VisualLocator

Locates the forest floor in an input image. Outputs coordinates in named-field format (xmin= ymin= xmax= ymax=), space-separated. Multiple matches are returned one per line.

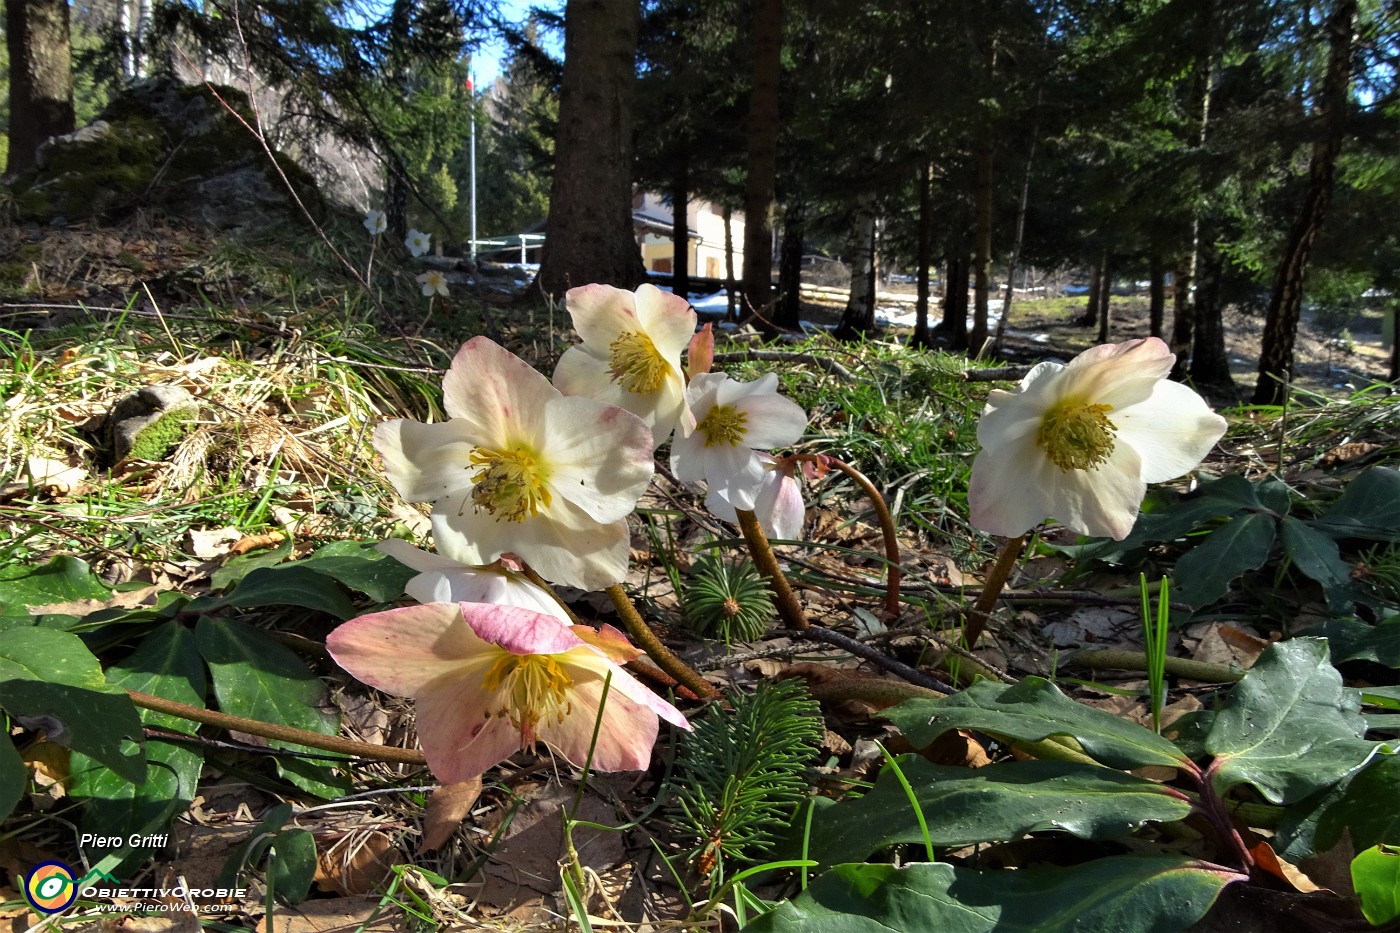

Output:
xmin=2 ymin=214 xmax=1399 ymax=932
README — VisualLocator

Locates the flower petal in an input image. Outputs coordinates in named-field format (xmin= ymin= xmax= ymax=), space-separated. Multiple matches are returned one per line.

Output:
xmin=1115 ymin=380 xmax=1228 ymax=484
xmin=552 ymin=346 xmax=687 ymax=447
xmin=736 ymin=391 xmax=809 ymax=449
xmin=968 ymin=439 xmax=1060 ymax=538
xmin=460 ymin=602 xmax=587 ymax=655
xmin=633 ymin=284 xmax=697 ymax=362
xmin=1061 ymin=337 xmax=1175 ymax=410
xmin=543 ymin=396 xmax=654 ymax=522
xmin=326 ymin=603 xmax=481 ymax=696
xmin=1045 ymin=441 xmax=1148 ymax=539
xmin=432 ymin=495 xmax=632 ymax=591
xmin=441 ymin=337 xmax=558 ymax=445
xmin=413 ymin=666 xmax=521 ymax=783
xmin=563 ymin=284 xmax=637 ymax=349
xmin=373 ymin=418 xmax=476 ymax=503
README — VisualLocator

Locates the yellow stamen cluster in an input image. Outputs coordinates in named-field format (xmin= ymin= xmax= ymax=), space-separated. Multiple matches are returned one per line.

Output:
xmin=1036 ymin=397 xmax=1117 ymax=472
xmin=608 ymin=330 xmax=669 ymax=394
xmin=468 ymin=445 xmax=552 ymax=522
xmin=697 ymin=404 xmax=749 ymax=448
xmin=482 ymin=651 xmax=574 ymax=744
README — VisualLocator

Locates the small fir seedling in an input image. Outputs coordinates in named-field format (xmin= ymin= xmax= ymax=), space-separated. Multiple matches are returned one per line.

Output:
xmin=671 ymin=678 xmax=824 ymax=880
xmin=683 ymin=554 xmax=775 ymax=643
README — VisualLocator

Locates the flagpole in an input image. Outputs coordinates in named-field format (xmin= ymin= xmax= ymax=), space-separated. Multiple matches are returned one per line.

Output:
xmin=469 ymin=70 xmax=478 ymax=261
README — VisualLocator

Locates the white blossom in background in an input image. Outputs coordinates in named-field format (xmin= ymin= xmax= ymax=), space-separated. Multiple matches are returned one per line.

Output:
xmin=375 ymin=538 xmax=569 ymax=623
xmin=405 ymin=228 xmax=432 ymax=257
xmin=417 ymin=270 xmax=449 ymax=297
xmin=364 ymin=209 xmax=387 ymax=235
xmin=968 ymin=337 xmax=1228 ymax=540
xmin=553 ymin=284 xmax=697 ymax=448
xmin=705 ymin=453 xmax=805 ymax=540
xmin=670 ymin=372 xmax=808 ymax=512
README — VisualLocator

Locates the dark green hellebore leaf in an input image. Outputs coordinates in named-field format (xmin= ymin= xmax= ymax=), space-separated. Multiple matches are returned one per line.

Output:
xmin=1173 ymin=511 xmax=1276 ymax=611
xmin=746 ymin=857 xmax=1238 ymax=933
xmin=1206 ymin=638 xmax=1385 ymax=804
xmin=884 ymin=678 xmax=1187 ymax=771
xmin=806 ymin=757 xmax=1192 ymax=865
xmin=1312 ymin=467 xmax=1400 ymax=542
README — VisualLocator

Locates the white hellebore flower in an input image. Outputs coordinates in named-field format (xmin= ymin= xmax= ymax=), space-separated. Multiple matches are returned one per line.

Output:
xmin=417 ymin=269 xmax=449 ymax=297
xmin=671 ymin=372 xmax=809 ymax=512
xmin=364 ymin=209 xmax=387 ymax=235
xmin=968 ymin=337 xmax=1228 ymax=540
xmin=405 ymin=228 xmax=432 ymax=257
xmin=373 ymin=337 xmax=655 ymax=590
xmin=375 ymin=538 xmax=571 ymax=623
xmin=553 ymin=284 xmax=697 ymax=447
xmin=705 ymin=453 xmax=805 ymax=540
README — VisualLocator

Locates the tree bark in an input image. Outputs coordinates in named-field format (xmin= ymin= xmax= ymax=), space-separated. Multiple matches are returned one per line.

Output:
xmin=537 ymin=0 xmax=646 ymax=298
xmin=1097 ymin=259 xmax=1112 ymax=344
xmin=1079 ymin=256 xmax=1105 ymax=326
xmin=1190 ymin=244 xmax=1235 ymax=386
xmin=776 ymin=201 xmax=805 ymax=329
xmin=969 ymin=123 xmax=994 ymax=352
xmin=5 ymin=0 xmax=76 ymax=175
xmin=1149 ymin=253 xmax=1166 ymax=339
xmin=1252 ymin=0 xmax=1357 ymax=405
xmin=835 ymin=194 xmax=877 ymax=338
xmin=741 ymin=0 xmax=782 ymax=316
xmin=671 ymin=147 xmax=690 ymax=300
xmin=912 ymin=161 xmax=934 ymax=349
xmin=935 ymin=253 xmax=969 ymax=351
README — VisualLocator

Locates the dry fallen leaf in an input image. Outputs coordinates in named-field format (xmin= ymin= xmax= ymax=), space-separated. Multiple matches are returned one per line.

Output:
xmin=421 ymin=778 xmax=484 ymax=853
xmin=186 ymin=526 xmax=243 ymax=560
xmin=313 ymin=830 xmax=404 ymax=897
xmin=29 ymin=585 xmax=162 ymax=618
xmin=229 ymin=531 xmax=285 ymax=556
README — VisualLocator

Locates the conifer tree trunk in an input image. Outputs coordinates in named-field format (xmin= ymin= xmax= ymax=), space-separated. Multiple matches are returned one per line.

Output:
xmin=936 ymin=253 xmax=969 ymax=351
xmin=724 ymin=204 xmax=737 ymax=321
xmin=671 ymin=148 xmax=690 ymax=301
xmin=741 ymin=0 xmax=781 ymax=315
xmin=537 ymin=0 xmax=646 ymax=297
xmin=776 ymin=201 xmax=805 ymax=329
xmin=1149 ymin=254 xmax=1166 ymax=339
xmin=1097 ymin=260 xmax=1112 ymax=344
xmin=913 ymin=161 xmax=933 ymax=349
xmin=1191 ymin=245 xmax=1234 ymax=386
xmin=835 ymin=194 xmax=876 ymax=338
xmin=5 ymin=0 xmax=75 ymax=175
xmin=1079 ymin=256 xmax=1105 ymax=326
xmin=1253 ymin=0 xmax=1357 ymax=405
xmin=970 ymin=125 xmax=994 ymax=352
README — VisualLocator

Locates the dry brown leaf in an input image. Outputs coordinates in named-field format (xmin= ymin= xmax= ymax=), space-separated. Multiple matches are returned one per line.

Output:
xmin=1250 ymin=840 xmax=1327 ymax=894
xmin=29 ymin=585 xmax=162 ymax=618
xmin=23 ymin=739 xmax=69 ymax=808
xmin=229 ymin=531 xmax=285 ymax=556
xmin=420 ymin=778 xmax=483 ymax=853
xmin=313 ymin=830 xmax=404 ymax=897
xmin=1318 ymin=441 xmax=1383 ymax=468
xmin=921 ymin=729 xmax=992 ymax=768
xmin=186 ymin=526 xmax=243 ymax=560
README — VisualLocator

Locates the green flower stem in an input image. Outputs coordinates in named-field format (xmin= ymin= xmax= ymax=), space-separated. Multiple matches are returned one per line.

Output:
xmin=1070 ymin=649 xmax=1244 ymax=684
xmin=127 ymin=689 xmax=427 ymax=766
xmin=736 ymin=508 xmax=810 ymax=630
xmin=604 ymin=584 xmax=720 ymax=701
xmin=963 ymin=533 xmax=1028 ymax=649
xmin=825 ymin=457 xmax=903 ymax=617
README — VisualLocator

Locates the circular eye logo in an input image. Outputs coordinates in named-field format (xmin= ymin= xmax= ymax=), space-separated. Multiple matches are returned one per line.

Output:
xmin=25 ymin=861 xmax=77 ymax=914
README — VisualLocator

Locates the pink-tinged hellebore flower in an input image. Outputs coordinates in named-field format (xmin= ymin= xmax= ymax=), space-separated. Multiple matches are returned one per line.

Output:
xmin=553 ymin=284 xmax=697 ymax=447
xmin=375 ymin=538 xmax=570 ymax=623
xmin=364 ymin=209 xmax=387 ymax=235
xmin=706 ymin=453 xmax=805 ymax=540
xmin=405 ymin=228 xmax=431 ymax=257
xmin=373 ymin=337 xmax=655 ymax=590
xmin=327 ymin=602 xmax=692 ymax=782
xmin=968 ymin=337 xmax=1228 ymax=540
xmin=417 ymin=269 xmax=449 ymax=297
xmin=670 ymin=372 xmax=809 ymax=511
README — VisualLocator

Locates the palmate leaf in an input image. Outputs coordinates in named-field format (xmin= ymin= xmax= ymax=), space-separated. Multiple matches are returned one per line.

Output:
xmin=1205 ymin=638 xmax=1389 ymax=804
xmin=0 ymin=627 xmax=145 ymax=782
xmin=746 ymin=857 xmax=1239 ymax=933
xmin=69 ymin=622 xmax=206 ymax=868
xmin=0 ymin=736 xmax=24 ymax=821
xmin=1311 ymin=467 xmax=1400 ymax=543
xmin=1281 ymin=516 xmax=1357 ymax=612
xmin=1172 ymin=511 xmax=1276 ymax=611
xmin=195 ymin=617 xmax=347 ymax=798
xmin=1315 ymin=616 xmax=1400 ymax=668
xmin=1277 ymin=754 xmax=1400 ymax=860
xmin=188 ymin=565 xmax=357 ymax=620
xmin=884 ymin=678 xmax=1188 ymax=771
xmin=805 ymin=758 xmax=1193 ymax=865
